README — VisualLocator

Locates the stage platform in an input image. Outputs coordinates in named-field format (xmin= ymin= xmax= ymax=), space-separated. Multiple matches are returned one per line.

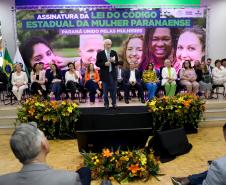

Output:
xmin=76 ymin=105 xmax=153 ymax=152
xmin=1 ymin=99 xmax=226 ymax=135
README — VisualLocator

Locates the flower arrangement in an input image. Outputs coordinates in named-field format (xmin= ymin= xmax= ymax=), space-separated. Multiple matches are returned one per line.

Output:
xmin=146 ymin=94 xmax=205 ymax=132
xmin=17 ymin=96 xmax=79 ymax=139
xmin=82 ymin=148 xmax=160 ymax=183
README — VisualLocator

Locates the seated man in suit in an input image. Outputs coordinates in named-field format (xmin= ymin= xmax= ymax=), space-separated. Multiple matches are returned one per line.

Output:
xmin=0 ymin=123 xmax=91 ymax=185
xmin=122 ymin=62 xmax=145 ymax=104
xmin=171 ymin=123 xmax=226 ymax=185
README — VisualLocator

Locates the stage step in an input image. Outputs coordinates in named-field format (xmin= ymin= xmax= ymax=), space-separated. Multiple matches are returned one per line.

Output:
xmin=0 ymin=106 xmax=18 ymax=135
xmin=200 ymin=117 xmax=226 ymax=127
xmin=205 ymin=101 xmax=226 ymax=109
xmin=203 ymin=109 xmax=226 ymax=118
xmin=1 ymin=101 xmax=226 ymax=134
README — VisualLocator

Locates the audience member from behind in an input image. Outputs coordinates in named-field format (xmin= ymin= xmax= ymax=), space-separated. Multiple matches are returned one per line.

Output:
xmin=161 ymin=59 xmax=177 ymax=96
xmin=0 ymin=123 xmax=91 ymax=185
xmin=171 ymin=123 xmax=226 ymax=185
xmin=11 ymin=63 xmax=28 ymax=102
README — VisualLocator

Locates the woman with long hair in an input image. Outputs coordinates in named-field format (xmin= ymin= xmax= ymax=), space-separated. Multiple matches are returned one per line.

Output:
xmin=179 ymin=60 xmax=199 ymax=94
xmin=30 ymin=63 xmax=46 ymax=96
xmin=142 ymin=63 xmax=159 ymax=100
xmin=196 ymin=61 xmax=212 ymax=99
xmin=65 ymin=62 xmax=80 ymax=100
xmin=47 ymin=63 xmax=62 ymax=100
xmin=84 ymin=63 xmax=101 ymax=104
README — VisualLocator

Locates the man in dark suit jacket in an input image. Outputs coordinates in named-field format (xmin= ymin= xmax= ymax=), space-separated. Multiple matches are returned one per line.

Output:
xmin=122 ymin=63 xmax=145 ymax=104
xmin=206 ymin=58 xmax=213 ymax=77
xmin=96 ymin=39 xmax=119 ymax=109
xmin=0 ymin=123 xmax=91 ymax=185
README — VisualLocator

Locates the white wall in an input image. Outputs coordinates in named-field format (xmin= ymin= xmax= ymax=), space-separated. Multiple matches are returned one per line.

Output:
xmin=0 ymin=0 xmax=16 ymax=58
xmin=0 ymin=0 xmax=226 ymax=61
xmin=207 ymin=0 xmax=226 ymax=61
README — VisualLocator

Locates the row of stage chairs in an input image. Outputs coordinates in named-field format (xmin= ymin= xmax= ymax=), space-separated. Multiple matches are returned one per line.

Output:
xmin=0 ymin=82 xmax=225 ymax=105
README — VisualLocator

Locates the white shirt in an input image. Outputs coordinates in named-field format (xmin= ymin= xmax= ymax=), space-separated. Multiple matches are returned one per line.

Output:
xmin=11 ymin=71 xmax=28 ymax=86
xmin=65 ymin=71 xmax=80 ymax=84
xmin=117 ymin=68 xmax=122 ymax=80
xmin=105 ymin=49 xmax=111 ymax=60
xmin=129 ymin=70 xmax=136 ymax=83
xmin=212 ymin=66 xmax=226 ymax=81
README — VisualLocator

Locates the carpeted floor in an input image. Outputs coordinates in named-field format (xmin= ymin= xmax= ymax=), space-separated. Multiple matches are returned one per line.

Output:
xmin=0 ymin=127 xmax=225 ymax=185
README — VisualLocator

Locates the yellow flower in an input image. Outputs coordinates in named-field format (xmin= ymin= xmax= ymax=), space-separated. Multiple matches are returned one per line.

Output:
xmin=72 ymin=103 xmax=78 ymax=108
xmin=67 ymin=106 xmax=73 ymax=113
xmin=61 ymin=101 xmax=66 ymax=105
xmin=178 ymin=97 xmax=184 ymax=102
xmin=115 ymin=150 xmax=120 ymax=155
xmin=149 ymin=100 xmax=156 ymax=106
xmin=120 ymin=156 xmax=129 ymax=161
xmin=139 ymin=154 xmax=147 ymax=166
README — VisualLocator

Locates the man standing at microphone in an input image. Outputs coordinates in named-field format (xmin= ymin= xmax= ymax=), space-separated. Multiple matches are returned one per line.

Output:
xmin=96 ymin=39 xmax=119 ymax=110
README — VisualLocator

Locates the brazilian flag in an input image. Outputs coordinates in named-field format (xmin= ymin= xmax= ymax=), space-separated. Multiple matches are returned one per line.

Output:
xmin=2 ymin=48 xmax=13 ymax=78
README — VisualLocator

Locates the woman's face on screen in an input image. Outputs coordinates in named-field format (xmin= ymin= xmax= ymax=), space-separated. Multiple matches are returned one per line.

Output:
xmin=126 ymin=37 xmax=143 ymax=65
xmin=31 ymin=43 xmax=57 ymax=69
xmin=151 ymin=28 xmax=173 ymax=59
xmin=176 ymin=31 xmax=204 ymax=67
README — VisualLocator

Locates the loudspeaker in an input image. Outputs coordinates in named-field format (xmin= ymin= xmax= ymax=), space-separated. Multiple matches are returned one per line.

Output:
xmin=148 ymin=128 xmax=192 ymax=163
xmin=77 ymin=127 xmax=152 ymax=152
xmin=76 ymin=106 xmax=153 ymax=152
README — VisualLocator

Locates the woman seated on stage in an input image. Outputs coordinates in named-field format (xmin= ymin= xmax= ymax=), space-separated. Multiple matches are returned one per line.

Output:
xmin=179 ymin=60 xmax=199 ymax=95
xmin=46 ymin=63 xmax=62 ymax=101
xmin=196 ymin=61 xmax=212 ymax=99
xmin=11 ymin=63 xmax=28 ymax=102
xmin=65 ymin=62 xmax=80 ymax=100
xmin=30 ymin=63 xmax=46 ymax=97
xmin=161 ymin=59 xmax=177 ymax=97
xmin=212 ymin=59 xmax=226 ymax=99
xmin=142 ymin=63 xmax=159 ymax=100
xmin=84 ymin=63 xmax=101 ymax=104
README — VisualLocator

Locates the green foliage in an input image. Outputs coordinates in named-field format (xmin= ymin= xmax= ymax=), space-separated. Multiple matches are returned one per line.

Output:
xmin=147 ymin=94 xmax=205 ymax=131
xmin=17 ymin=96 xmax=80 ymax=139
xmin=82 ymin=148 xmax=160 ymax=183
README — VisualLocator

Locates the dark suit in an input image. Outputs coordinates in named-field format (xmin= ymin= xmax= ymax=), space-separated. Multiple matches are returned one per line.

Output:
xmin=122 ymin=69 xmax=144 ymax=101
xmin=0 ymin=163 xmax=82 ymax=185
xmin=96 ymin=50 xmax=119 ymax=106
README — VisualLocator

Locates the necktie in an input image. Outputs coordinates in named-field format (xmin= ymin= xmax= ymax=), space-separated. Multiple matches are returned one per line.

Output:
xmin=107 ymin=51 xmax=112 ymax=72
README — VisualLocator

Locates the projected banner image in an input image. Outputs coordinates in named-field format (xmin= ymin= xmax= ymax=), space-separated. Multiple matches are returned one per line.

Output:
xmin=16 ymin=8 xmax=206 ymax=72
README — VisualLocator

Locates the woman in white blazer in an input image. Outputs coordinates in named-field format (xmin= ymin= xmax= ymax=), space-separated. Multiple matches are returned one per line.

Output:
xmin=11 ymin=63 xmax=28 ymax=101
xmin=161 ymin=59 xmax=177 ymax=96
